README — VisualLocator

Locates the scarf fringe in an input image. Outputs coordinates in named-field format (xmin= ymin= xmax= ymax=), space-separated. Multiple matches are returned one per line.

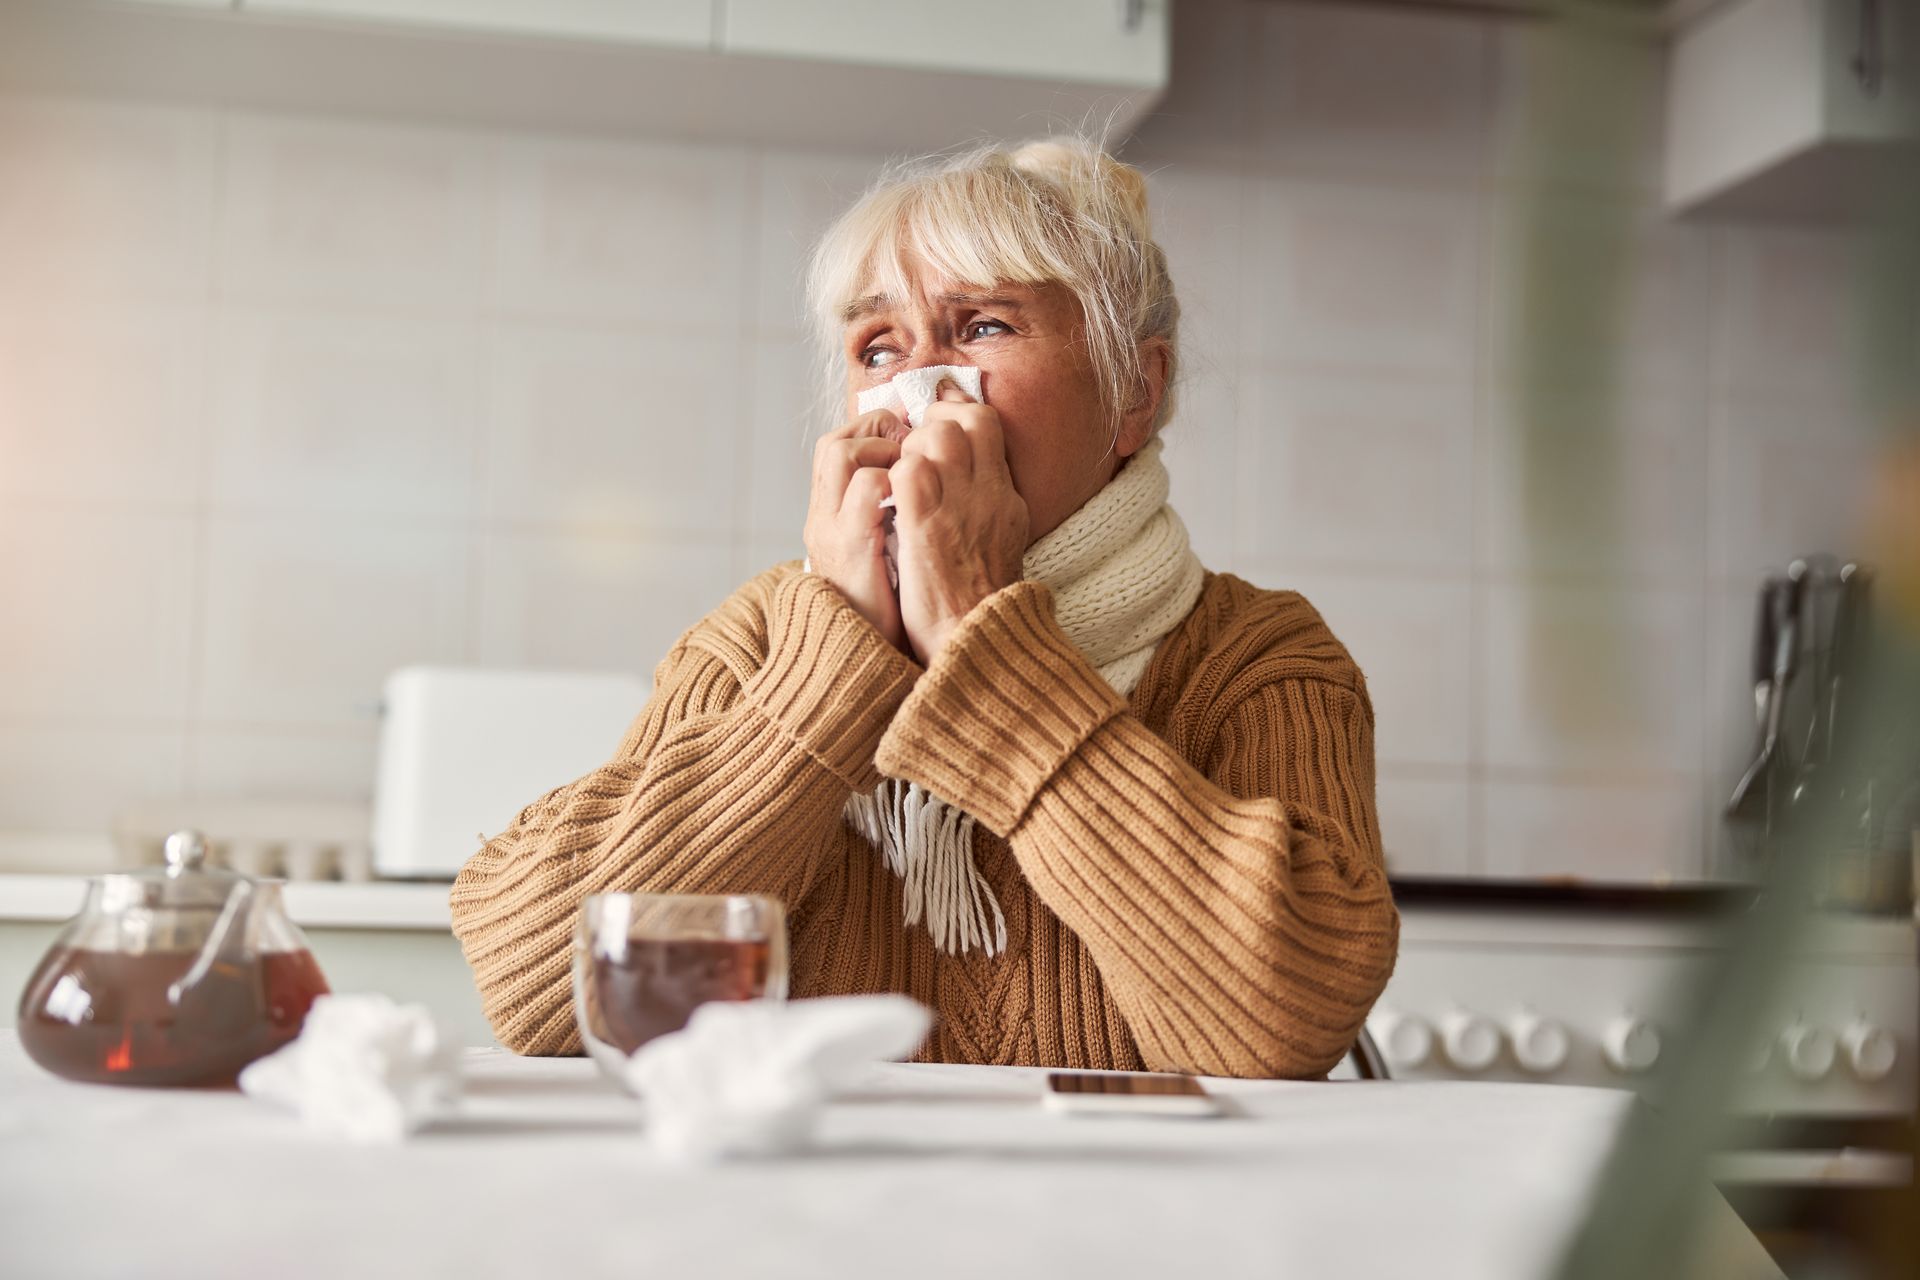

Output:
xmin=845 ymin=781 xmax=1007 ymax=958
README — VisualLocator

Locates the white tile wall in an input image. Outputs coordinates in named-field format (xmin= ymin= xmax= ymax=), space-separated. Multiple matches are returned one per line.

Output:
xmin=733 ymin=536 xmax=808 ymax=589
xmin=754 ymin=149 xmax=887 ymax=336
xmin=0 ymin=723 xmax=190 ymax=833
xmin=1478 ymin=384 xmax=1708 ymax=582
xmin=1151 ymin=164 xmax=1249 ymax=568
xmin=1484 ymin=186 xmax=1712 ymax=392
xmin=482 ymin=324 xmax=741 ymax=536
xmin=187 ymin=726 xmax=380 ymax=805
xmin=1375 ymin=768 xmax=1475 ymax=876
xmin=1277 ymin=571 xmax=1474 ymax=770
xmin=472 ymin=529 xmax=733 ymax=677
xmin=1148 ymin=166 xmax=1247 ymax=360
xmin=1239 ymin=176 xmax=1482 ymax=376
xmin=742 ymin=336 xmax=822 ymax=545
xmin=0 ymin=509 xmax=198 ymax=721
xmin=1488 ymin=22 xmax=1669 ymax=193
xmin=196 ymin=516 xmax=471 ymax=727
xmin=217 ymin=113 xmax=495 ymax=314
xmin=1712 ymin=227 xmax=1861 ymax=401
xmin=1159 ymin=368 xmax=1239 ymax=569
xmin=1479 ymin=579 xmax=1708 ymax=777
xmin=1478 ymin=773 xmax=1705 ymax=883
xmin=0 ymin=96 xmax=217 ymax=302
xmin=492 ymin=136 xmax=754 ymax=329
xmin=1238 ymin=371 xmax=1476 ymax=573
xmin=1708 ymin=392 xmax=1877 ymax=586
xmin=206 ymin=308 xmax=482 ymax=518
xmin=0 ymin=2 xmax=1883 ymax=888
xmin=0 ymin=300 xmax=209 ymax=507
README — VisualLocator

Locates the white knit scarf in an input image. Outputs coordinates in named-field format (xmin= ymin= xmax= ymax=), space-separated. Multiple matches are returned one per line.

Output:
xmin=845 ymin=436 xmax=1205 ymax=957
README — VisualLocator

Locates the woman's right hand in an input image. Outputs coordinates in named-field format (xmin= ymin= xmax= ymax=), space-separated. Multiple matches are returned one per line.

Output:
xmin=803 ymin=408 xmax=909 ymax=653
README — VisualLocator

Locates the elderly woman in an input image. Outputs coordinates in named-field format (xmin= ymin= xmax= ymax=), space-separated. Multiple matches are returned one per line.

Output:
xmin=451 ymin=138 xmax=1398 ymax=1079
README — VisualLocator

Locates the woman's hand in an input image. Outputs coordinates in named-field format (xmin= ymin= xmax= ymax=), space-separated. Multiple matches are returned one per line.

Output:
xmin=889 ymin=383 xmax=1030 ymax=666
xmin=804 ymin=409 xmax=909 ymax=652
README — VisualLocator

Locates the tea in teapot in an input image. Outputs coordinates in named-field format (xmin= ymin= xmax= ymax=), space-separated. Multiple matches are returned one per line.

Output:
xmin=16 ymin=831 xmax=331 ymax=1087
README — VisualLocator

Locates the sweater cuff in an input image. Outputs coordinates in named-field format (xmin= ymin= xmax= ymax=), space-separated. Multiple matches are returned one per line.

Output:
xmin=875 ymin=581 xmax=1126 ymax=835
xmin=743 ymin=571 xmax=922 ymax=791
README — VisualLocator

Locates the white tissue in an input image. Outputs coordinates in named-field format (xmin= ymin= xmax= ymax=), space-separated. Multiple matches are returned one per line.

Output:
xmin=855 ymin=363 xmax=982 ymax=429
xmin=853 ymin=365 xmax=983 ymax=586
xmin=238 ymin=993 xmax=461 ymax=1144
xmin=624 ymin=994 xmax=932 ymax=1162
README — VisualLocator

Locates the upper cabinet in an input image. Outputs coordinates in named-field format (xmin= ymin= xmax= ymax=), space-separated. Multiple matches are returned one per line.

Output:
xmin=240 ymin=0 xmax=715 ymax=48
xmin=0 ymin=0 xmax=1168 ymax=151
xmin=722 ymin=0 xmax=1167 ymax=89
xmin=1665 ymin=0 xmax=1917 ymax=220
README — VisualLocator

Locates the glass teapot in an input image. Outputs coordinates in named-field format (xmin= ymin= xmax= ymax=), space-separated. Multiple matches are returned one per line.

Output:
xmin=16 ymin=830 xmax=331 ymax=1087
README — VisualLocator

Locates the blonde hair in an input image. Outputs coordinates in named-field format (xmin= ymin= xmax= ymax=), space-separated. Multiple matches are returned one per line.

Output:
xmin=803 ymin=136 xmax=1181 ymax=442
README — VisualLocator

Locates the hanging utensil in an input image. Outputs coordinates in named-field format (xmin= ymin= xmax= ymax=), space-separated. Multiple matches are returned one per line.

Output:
xmin=1797 ymin=553 xmax=1841 ymax=768
xmin=1824 ymin=563 xmax=1860 ymax=765
xmin=1726 ymin=567 xmax=1806 ymax=829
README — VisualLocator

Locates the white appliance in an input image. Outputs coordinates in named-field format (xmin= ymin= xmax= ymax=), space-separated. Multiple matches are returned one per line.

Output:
xmin=1364 ymin=883 xmax=1917 ymax=1221
xmin=1370 ymin=887 xmax=1916 ymax=1117
xmin=372 ymin=666 xmax=651 ymax=879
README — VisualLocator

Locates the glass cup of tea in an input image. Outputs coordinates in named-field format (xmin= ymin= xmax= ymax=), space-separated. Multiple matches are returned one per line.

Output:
xmin=572 ymin=892 xmax=788 ymax=1087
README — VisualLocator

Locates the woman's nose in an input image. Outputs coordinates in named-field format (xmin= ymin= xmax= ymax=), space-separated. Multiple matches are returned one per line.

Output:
xmin=904 ymin=330 xmax=966 ymax=364
xmin=901 ymin=347 xmax=968 ymax=375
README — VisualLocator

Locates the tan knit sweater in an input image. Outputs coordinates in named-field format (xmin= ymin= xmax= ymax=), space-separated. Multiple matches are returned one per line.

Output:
xmin=450 ymin=562 xmax=1399 ymax=1079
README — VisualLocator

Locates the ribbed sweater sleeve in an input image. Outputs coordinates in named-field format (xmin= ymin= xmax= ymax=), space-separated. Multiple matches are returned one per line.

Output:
xmin=450 ymin=568 xmax=921 ymax=1055
xmin=874 ymin=580 xmax=1399 ymax=1079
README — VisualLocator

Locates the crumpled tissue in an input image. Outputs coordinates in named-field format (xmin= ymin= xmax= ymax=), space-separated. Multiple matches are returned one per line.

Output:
xmin=855 ymin=362 xmax=982 ymax=430
xmin=852 ymin=364 xmax=983 ymax=586
xmin=238 ymin=993 xmax=461 ymax=1143
xmin=624 ymin=994 xmax=932 ymax=1162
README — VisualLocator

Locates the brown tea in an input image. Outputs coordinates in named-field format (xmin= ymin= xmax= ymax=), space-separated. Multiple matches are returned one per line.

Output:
xmin=585 ymin=935 xmax=772 ymax=1056
xmin=17 ymin=946 xmax=330 ymax=1087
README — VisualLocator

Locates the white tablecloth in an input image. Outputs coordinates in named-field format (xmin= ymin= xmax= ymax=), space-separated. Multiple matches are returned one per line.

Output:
xmin=0 ymin=1033 xmax=1778 ymax=1280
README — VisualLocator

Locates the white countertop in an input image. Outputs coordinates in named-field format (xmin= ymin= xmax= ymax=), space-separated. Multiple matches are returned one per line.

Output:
xmin=0 ymin=1034 xmax=1781 ymax=1280
xmin=0 ymin=873 xmax=452 ymax=931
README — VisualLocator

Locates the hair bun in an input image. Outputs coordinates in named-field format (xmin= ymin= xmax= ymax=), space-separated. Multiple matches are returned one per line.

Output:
xmin=1010 ymin=137 xmax=1152 ymax=233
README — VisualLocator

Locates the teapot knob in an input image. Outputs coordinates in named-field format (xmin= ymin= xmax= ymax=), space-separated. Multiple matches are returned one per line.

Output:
xmin=163 ymin=829 xmax=211 ymax=873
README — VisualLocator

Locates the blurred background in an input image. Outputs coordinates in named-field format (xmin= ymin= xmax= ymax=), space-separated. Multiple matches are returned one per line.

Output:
xmin=0 ymin=1 xmax=1913 ymax=1274
xmin=0 ymin=0 xmax=1904 ymax=885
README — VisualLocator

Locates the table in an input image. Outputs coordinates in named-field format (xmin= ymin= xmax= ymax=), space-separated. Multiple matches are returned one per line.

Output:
xmin=0 ymin=1033 xmax=1780 ymax=1280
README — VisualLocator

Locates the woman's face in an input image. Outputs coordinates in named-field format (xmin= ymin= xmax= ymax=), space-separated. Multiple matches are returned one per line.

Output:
xmin=839 ymin=272 xmax=1156 ymax=544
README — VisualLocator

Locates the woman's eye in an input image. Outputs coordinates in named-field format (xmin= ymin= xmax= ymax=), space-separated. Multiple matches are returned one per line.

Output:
xmin=859 ymin=346 xmax=899 ymax=369
xmin=965 ymin=320 xmax=1009 ymax=340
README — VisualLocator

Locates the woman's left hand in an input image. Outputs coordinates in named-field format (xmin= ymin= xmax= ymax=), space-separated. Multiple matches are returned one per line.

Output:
xmin=889 ymin=382 xmax=1030 ymax=666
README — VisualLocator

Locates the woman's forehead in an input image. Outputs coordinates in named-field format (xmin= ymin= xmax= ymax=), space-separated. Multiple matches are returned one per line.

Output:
xmin=839 ymin=278 xmax=1053 ymax=324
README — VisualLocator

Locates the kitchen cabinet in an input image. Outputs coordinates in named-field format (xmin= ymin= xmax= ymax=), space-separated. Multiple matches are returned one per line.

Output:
xmin=240 ymin=0 xmax=713 ymax=49
xmin=1665 ymin=0 xmax=1918 ymax=220
xmin=723 ymin=0 xmax=1168 ymax=89
xmin=0 ymin=0 xmax=1167 ymax=152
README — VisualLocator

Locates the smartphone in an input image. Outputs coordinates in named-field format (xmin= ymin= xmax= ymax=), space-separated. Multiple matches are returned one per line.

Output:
xmin=1043 ymin=1071 xmax=1225 ymax=1118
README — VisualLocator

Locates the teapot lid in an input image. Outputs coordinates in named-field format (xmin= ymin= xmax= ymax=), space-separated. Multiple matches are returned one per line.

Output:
xmin=99 ymin=830 xmax=264 ymax=910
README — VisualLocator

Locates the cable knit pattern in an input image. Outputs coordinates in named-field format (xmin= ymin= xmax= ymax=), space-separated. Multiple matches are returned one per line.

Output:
xmin=450 ymin=563 xmax=1400 ymax=1078
xmin=845 ymin=436 xmax=1205 ymax=955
